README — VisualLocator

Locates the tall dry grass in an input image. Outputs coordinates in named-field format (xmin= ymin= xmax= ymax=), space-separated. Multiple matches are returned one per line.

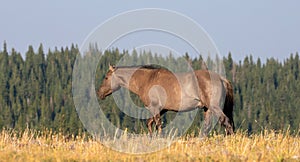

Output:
xmin=0 ymin=128 xmax=299 ymax=161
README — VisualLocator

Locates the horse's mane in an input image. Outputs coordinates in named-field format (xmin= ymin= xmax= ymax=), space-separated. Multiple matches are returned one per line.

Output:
xmin=140 ymin=65 xmax=163 ymax=69
xmin=116 ymin=64 xmax=163 ymax=70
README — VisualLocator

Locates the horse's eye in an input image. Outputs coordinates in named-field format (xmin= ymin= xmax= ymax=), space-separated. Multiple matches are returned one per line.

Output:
xmin=105 ymin=77 xmax=108 ymax=80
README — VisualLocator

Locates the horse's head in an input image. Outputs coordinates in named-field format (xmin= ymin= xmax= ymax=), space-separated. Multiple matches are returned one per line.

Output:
xmin=98 ymin=65 xmax=121 ymax=100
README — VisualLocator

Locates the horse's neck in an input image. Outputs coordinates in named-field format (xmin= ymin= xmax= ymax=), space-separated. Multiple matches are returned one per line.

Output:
xmin=115 ymin=68 xmax=142 ymax=94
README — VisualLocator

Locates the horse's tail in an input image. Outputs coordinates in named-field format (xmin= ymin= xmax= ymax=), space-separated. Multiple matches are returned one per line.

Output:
xmin=221 ymin=77 xmax=235 ymax=132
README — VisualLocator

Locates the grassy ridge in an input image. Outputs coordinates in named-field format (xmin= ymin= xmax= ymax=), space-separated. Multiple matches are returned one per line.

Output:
xmin=0 ymin=129 xmax=299 ymax=161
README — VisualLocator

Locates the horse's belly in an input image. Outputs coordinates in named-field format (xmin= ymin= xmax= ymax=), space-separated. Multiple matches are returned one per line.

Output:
xmin=181 ymin=99 xmax=203 ymax=110
xmin=165 ymin=98 xmax=202 ymax=112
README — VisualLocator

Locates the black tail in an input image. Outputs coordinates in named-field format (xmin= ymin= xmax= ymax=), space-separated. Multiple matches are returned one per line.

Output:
xmin=221 ymin=77 xmax=235 ymax=132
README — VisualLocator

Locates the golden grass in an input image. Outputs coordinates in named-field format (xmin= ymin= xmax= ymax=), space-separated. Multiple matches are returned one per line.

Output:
xmin=0 ymin=129 xmax=299 ymax=161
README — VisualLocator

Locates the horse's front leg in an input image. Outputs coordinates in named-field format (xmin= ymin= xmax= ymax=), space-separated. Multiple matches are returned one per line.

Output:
xmin=146 ymin=105 xmax=163 ymax=135
xmin=146 ymin=115 xmax=161 ymax=136
xmin=156 ymin=109 xmax=167 ymax=134
xmin=154 ymin=114 xmax=162 ymax=134
xmin=147 ymin=117 xmax=154 ymax=136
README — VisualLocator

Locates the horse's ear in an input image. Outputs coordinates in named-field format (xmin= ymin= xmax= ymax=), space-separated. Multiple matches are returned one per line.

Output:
xmin=109 ymin=64 xmax=116 ymax=72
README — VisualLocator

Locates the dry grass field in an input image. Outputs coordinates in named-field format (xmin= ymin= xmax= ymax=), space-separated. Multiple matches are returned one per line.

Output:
xmin=0 ymin=128 xmax=299 ymax=161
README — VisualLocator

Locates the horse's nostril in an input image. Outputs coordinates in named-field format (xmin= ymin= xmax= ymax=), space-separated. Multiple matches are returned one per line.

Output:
xmin=97 ymin=90 xmax=102 ymax=98
xmin=100 ymin=94 xmax=105 ymax=100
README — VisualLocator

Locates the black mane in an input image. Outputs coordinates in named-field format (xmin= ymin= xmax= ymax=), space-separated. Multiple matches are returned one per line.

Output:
xmin=116 ymin=64 xmax=163 ymax=69
xmin=140 ymin=64 xmax=163 ymax=69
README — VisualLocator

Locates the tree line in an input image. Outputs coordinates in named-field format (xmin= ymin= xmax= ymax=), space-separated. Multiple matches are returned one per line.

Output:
xmin=0 ymin=42 xmax=299 ymax=135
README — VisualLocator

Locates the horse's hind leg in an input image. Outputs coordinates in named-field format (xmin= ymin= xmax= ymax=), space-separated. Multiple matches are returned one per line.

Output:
xmin=201 ymin=107 xmax=221 ymax=137
xmin=211 ymin=106 xmax=234 ymax=135
xmin=221 ymin=115 xmax=234 ymax=135
xmin=201 ymin=108 xmax=213 ymax=137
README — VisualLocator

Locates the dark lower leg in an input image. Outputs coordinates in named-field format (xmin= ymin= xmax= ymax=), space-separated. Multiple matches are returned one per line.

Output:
xmin=210 ymin=106 xmax=234 ymax=136
xmin=154 ymin=115 xmax=162 ymax=134
xmin=155 ymin=109 xmax=168 ymax=134
xmin=147 ymin=118 xmax=154 ymax=135
xmin=220 ymin=115 xmax=234 ymax=135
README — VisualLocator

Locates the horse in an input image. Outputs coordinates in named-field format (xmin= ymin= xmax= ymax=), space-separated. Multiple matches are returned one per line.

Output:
xmin=97 ymin=65 xmax=234 ymax=136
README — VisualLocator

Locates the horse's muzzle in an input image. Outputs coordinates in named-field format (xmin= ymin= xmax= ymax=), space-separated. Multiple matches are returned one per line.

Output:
xmin=99 ymin=95 xmax=106 ymax=100
xmin=97 ymin=90 xmax=105 ymax=100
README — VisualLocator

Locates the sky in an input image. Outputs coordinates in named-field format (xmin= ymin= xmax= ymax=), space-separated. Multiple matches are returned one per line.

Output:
xmin=0 ymin=0 xmax=299 ymax=62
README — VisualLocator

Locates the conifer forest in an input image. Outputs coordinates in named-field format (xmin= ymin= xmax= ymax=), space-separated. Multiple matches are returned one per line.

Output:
xmin=0 ymin=42 xmax=299 ymax=136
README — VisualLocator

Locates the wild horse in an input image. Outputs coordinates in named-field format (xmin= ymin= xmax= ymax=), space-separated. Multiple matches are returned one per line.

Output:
xmin=97 ymin=65 xmax=234 ymax=136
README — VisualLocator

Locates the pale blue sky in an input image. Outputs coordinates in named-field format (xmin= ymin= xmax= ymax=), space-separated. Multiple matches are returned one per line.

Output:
xmin=1 ymin=0 xmax=299 ymax=62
